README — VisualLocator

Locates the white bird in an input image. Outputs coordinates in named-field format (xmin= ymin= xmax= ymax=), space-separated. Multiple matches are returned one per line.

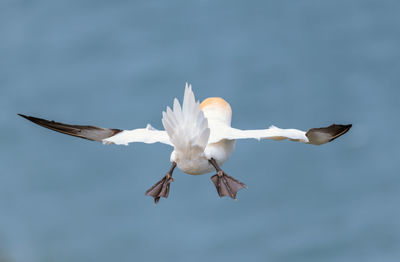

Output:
xmin=19 ymin=83 xmax=352 ymax=203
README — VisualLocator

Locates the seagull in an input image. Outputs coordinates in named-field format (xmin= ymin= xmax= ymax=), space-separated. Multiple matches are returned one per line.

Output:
xmin=19 ymin=83 xmax=352 ymax=203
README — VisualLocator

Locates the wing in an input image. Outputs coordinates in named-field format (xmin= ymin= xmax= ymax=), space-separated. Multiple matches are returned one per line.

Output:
xmin=209 ymin=124 xmax=351 ymax=145
xmin=18 ymin=114 xmax=172 ymax=146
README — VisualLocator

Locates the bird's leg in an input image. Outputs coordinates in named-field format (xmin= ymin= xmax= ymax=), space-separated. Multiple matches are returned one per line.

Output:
xmin=145 ymin=162 xmax=177 ymax=204
xmin=209 ymin=158 xmax=247 ymax=200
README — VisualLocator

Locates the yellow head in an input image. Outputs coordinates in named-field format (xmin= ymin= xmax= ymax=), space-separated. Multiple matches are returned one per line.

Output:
xmin=200 ymin=97 xmax=232 ymax=125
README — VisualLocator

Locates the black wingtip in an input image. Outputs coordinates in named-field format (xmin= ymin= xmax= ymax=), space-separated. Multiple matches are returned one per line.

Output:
xmin=18 ymin=113 xmax=122 ymax=142
xmin=18 ymin=114 xmax=40 ymax=124
xmin=18 ymin=113 xmax=30 ymax=120
xmin=328 ymin=123 xmax=352 ymax=142
xmin=341 ymin=123 xmax=352 ymax=132
xmin=306 ymin=123 xmax=352 ymax=145
xmin=342 ymin=124 xmax=352 ymax=134
xmin=346 ymin=124 xmax=352 ymax=133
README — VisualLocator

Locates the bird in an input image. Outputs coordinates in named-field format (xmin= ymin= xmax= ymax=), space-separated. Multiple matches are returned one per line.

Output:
xmin=19 ymin=83 xmax=352 ymax=204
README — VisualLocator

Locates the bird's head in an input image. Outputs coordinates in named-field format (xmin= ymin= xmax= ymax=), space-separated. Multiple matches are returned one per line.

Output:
xmin=200 ymin=97 xmax=232 ymax=125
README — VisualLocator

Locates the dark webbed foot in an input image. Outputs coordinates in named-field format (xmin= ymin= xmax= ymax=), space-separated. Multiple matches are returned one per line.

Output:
xmin=145 ymin=174 xmax=174 ymax=204
xmin=209 ymin=158 xmax=247 ymax=200
xmin=145 ymin=162 xmax=176 ymax=204
xmin=211 ymin=171 xmax=247 ymax=199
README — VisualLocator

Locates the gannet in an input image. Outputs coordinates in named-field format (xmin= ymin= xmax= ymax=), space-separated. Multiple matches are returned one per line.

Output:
xmin=19 ymin=83 xmax=352 ymax=203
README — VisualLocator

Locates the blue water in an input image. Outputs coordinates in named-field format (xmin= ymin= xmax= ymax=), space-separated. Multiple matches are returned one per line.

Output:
xmin=1 ymin=1 xmax=399 ymax=261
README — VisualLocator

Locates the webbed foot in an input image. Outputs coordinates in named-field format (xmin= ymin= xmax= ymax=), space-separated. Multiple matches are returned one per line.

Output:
xmin=211 ymin=171 xmax=247 ymax=199
xmin=145 ymin=162 xmax=176 ymax=204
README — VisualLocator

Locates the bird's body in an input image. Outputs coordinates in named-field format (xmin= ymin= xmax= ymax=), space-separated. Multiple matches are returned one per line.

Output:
xmin=170 ymin=97 xmax=236 ymax=175
xmin=19 ymin=83 xmax=352 ymax=203
xmin=175 ymin=138 xmax=236 ymax=175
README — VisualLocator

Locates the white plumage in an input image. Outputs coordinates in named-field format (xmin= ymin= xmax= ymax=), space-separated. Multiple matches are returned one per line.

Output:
xmin=19 ymin=83 xmax=352 ymax=202
xmin=104 ymin=84 xmax=315 ymax=174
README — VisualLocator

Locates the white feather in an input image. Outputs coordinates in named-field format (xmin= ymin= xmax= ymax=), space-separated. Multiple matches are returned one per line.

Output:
xmin=162 ymin=83 xmax=210 ymax=159
xmin=208 ymin=125 xmax=309 ymax=144
xmin=103 ymin=125 xmax=172 ymax=146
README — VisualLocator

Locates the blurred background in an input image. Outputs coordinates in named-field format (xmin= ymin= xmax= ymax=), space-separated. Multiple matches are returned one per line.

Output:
xmin=1 ymin=0 xmax=399 ymax=261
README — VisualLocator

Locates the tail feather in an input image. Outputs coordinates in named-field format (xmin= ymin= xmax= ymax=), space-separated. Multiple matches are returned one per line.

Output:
xmin=162 ymin=83 xmax=210 ymax=155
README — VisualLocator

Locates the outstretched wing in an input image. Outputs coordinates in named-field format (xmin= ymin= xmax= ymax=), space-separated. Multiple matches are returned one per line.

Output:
xmin=209 ymin=124 xmax=351 ymax=145
xmin=18 ymin=114 xmax=172 ymax=146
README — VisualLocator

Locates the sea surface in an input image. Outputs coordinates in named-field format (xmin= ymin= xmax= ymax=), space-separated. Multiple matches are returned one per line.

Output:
xmin=1 ymin=1 xmax=399 ymax=261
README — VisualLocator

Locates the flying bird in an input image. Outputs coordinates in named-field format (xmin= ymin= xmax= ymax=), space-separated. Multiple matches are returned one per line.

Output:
xmin=19 ymin=83 xmax=352 ymax=203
